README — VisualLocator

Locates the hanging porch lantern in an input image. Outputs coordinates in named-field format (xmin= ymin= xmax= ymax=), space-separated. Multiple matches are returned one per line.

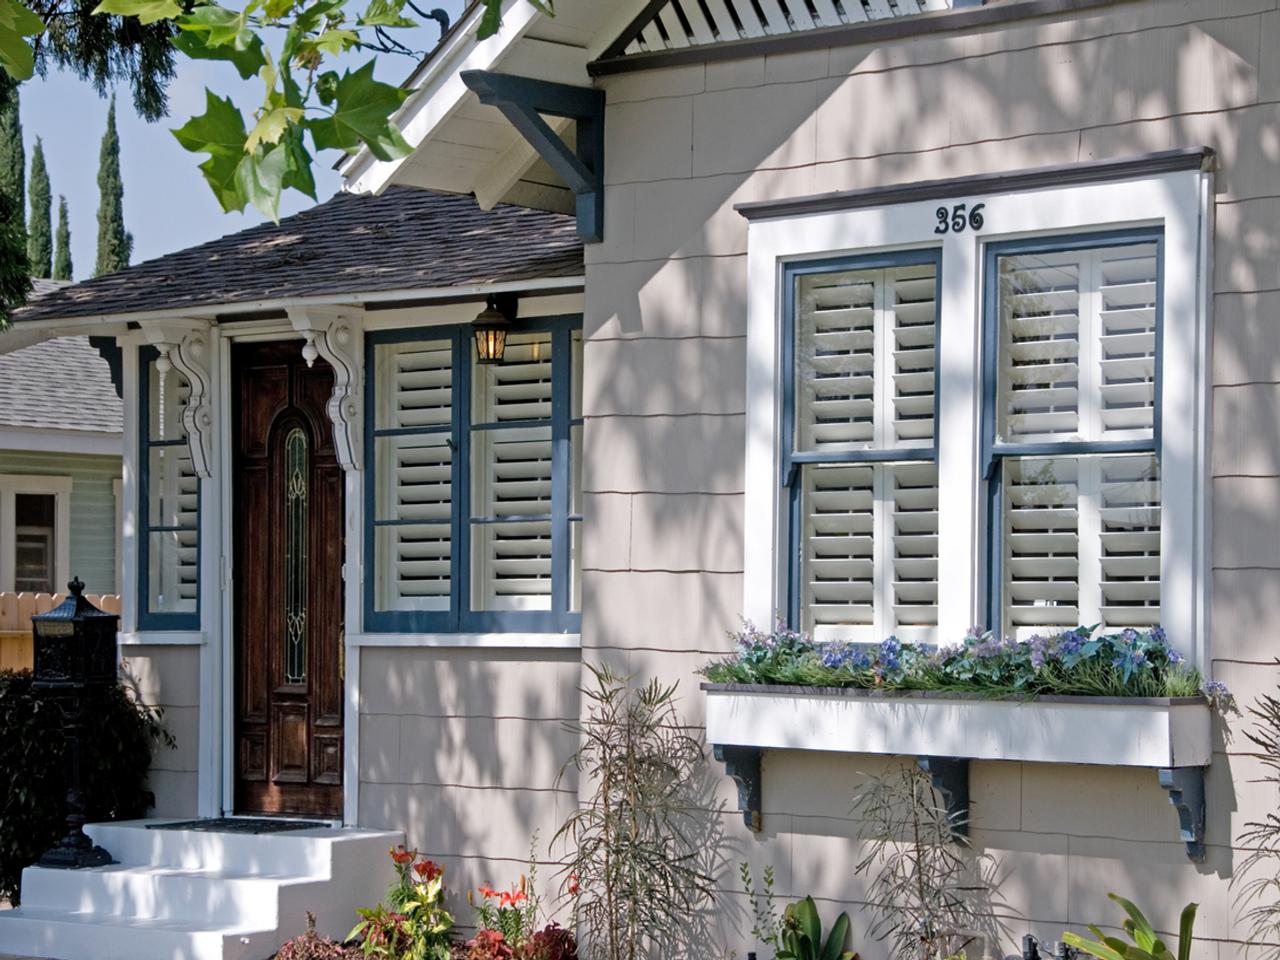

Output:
xmin=472 ymin=296 xmax=511 ymax=364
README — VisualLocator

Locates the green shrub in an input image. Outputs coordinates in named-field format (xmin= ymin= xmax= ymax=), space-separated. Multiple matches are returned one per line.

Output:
xmin=0 ymin=669 xmax=171 ymax=904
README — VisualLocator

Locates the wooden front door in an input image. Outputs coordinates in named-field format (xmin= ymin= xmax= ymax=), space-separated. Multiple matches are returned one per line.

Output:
xmin=233 ymin=341 xmax=344 ymax=817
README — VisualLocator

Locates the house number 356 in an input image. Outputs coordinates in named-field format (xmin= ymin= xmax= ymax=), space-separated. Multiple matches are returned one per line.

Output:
xmin=934 ymin=203 xmax=986 ymax=234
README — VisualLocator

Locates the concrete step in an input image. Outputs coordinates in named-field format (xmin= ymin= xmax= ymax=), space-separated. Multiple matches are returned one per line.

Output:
xmin=20 ymin=863 xmax=329 ymax=927
xmin=0 ymin=819 xmax=404 ymax=960
xmin=0 ymin=907 xmax=275 ymax=960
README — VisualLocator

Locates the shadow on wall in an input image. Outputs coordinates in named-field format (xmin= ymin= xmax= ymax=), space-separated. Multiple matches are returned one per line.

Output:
xmin=574 ymin=4 xmax=1278 ymax=956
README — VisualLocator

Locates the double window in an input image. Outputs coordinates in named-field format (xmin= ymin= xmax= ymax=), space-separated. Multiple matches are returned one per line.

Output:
xmin=365 ymin=317 xmax=582 ymax=634
xmin=138 ymin=347 xmax=200 ymax=629
xmin=782 ymin=230 xmax=1168 ymax=644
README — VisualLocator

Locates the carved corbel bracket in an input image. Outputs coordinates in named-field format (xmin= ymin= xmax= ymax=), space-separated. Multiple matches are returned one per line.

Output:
xmin=1158 ymin=766 xmax=1207 ymax=862
xmin=918 ymin=756 xmax=971 ymax=839
xmin=287 ymin=306 xmax=363 ymax=472
xmin=713 ymin=744 xmax=763 ymax=833
xmin=140 ymin=319 xmax=215 ymax=480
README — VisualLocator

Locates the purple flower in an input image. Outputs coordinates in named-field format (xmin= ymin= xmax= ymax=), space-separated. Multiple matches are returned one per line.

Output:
xmin=1167 ymin=649 xmax=1184 ymax=665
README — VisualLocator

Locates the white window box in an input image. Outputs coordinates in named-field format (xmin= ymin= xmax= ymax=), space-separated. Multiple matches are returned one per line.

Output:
xmin=702 ymin=683 xmax=1212 ymax=860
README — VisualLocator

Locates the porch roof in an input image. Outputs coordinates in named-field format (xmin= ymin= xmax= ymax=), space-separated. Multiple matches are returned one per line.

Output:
xmin=11 ymin=186 xmax=583 ymax=326
xmin=0 ymin=335 xmax=123 ymax=435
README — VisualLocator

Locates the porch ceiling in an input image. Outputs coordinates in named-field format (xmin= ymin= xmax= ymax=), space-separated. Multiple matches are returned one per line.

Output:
xmin=9 ymin=186 xmax=582 ymax=328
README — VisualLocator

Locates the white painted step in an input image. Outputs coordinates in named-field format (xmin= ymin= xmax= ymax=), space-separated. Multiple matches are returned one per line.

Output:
xmin=0 ymin=819 xmax=403 ymax=960
xmin=0 ymin=906 xmax=275 ymax=960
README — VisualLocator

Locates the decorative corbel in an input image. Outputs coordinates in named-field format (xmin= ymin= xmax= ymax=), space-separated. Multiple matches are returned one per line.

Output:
xmin=140 ymin=319 xmax=215 ymax=480
xmin=287 ymin=306 xmax=363 ymax=472
xmin=714 ymin=744 xmax=763 ymax=833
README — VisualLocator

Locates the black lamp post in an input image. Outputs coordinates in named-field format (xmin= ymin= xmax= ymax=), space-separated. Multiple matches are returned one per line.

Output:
xmin=32 ymin=577 xmax=117 ymax=869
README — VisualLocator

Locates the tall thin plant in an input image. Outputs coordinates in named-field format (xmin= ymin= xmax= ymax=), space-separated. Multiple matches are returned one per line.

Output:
xmin=554 ymin=663 xmax=713 ymax=960
xmin=1234 ymin=677 xmax=1280 ymax=958
xmin=852 ymin=762 xmax=993 ymax=960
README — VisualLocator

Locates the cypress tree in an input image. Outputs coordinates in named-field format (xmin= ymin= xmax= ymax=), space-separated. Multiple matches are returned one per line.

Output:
xmin=95 ymin=96 xmax=132 ymax=277
xmin=53 ymin=196 xmax=72 ymax=281
xmin=0 ymin=79 xmax=23 ymax=224
xmin=27 ymin=138 xmax=51 ymax=279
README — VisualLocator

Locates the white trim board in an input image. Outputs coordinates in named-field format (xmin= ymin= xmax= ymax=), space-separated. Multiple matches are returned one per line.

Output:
xmin=0 ymin=427 xmax=122 ymax=457
xmin=743 ymin=167 xmax=1213 ymax=669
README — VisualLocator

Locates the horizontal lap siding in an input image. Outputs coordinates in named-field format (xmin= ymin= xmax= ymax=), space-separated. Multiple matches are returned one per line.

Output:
xmin=0 ymin=449 xmax=121 ymax=594
xmin=357 ymin=647 xmax=580 ymax=913
xmin=585 ymin=0 xmax=1280 ymax=955
xmin=119 ymin=646 xmax=200 ymax=818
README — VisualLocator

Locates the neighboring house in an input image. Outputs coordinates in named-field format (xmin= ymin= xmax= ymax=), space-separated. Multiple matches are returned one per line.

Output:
xmin=0 ymin=1 xmax=1272 ymax=959
xmin=0 ymin=279 xmax=123 ymax=597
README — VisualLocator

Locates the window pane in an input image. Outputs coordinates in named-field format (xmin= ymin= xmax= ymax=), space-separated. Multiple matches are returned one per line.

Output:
xmin=148 ymin=362 xmax=191 ymax=443
xmin=996 ymin=241 xmax=1158 ymax=445
xmin=1001 ymin=453 xmax=1160 ymax=637
xmin=14 ymin=493 xmax=55 ymax=593
xmin=374 ymin=434 xmax=452 ymax=612
xmin=374 ymin=338 xmax=452 ymax=431
xmin=147 ymin=529 xmax=198 ymax=613
xmin=799 ymin=462 xmax=938 ymax=643
xmin=474 ymin=332 xmax=552 ymax=423
xmin=471 ymin=425 xmax=552 ymax=612
xmin=148 ymin=445 xmax=198 ymax=528
xmin=795 ymin=263 xmax=936 ymax=453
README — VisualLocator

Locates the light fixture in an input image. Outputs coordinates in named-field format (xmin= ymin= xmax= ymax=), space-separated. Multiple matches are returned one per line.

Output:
xmin=472 ymin=295 xmax=511 ymax=364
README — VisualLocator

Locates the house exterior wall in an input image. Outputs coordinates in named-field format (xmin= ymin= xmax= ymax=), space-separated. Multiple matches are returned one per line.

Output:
xmin=120 ymin=644 xmax=201 ymax=817
xmin=0 ymin=448 xmax=121 ymax=595
xmin=583 ymin=0 xmax=1279 ymax=955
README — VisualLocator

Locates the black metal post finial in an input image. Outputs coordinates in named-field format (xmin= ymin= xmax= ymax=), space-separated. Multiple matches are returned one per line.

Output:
xmin=67 ymin=576 xmax=85 ymax=598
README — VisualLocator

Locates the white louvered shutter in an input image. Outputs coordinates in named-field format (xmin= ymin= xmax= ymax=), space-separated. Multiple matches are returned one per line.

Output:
xmin=802 ymin=463 xmax=875 ymax=641
xmin=147 ymin=366 xmax=199 ymax=614
xmin=1000 ymin=454 xmax=1161 ymax=638
xmin=794 ymin=260 xmax=939 ymax=642
xmin=1097 ymin=454 xmax=1161 ymax=627
xmin=373 ymin=340 xmax=453 ymax=611
xmin=471 ymin=333 xmax=554 ymax=612
xmin=997 ymin=241 xmax=1158 ymax=446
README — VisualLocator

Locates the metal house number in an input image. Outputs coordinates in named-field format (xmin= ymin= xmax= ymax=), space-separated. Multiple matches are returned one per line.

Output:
xmin=934 ymin=202 xmax=986 ymax=234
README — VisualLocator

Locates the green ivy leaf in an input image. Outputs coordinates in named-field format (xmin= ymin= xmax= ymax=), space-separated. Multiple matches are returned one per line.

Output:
xmin=171 ymin=90 xmax=251 ymax=212
xmin=91 ymin=0 xmax=181 ymax=25
xmin=304 ymin=59 xmax=409 ymax=161
xmin=0 ymin=0 xmax=43 ymax=79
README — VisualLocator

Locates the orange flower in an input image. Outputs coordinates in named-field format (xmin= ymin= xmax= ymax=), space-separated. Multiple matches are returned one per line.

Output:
xmin=413 ymin=859 xmax=442 ymax=882
xmin=390 ymin=846 xmax=414 ymax=866
xmin=478 ymin=885 xmax=500 ymax=899
xmin=498 ymin=889 xmax=528 ymax=909
xmin=567 ymin=873 xmax=579 ymax=896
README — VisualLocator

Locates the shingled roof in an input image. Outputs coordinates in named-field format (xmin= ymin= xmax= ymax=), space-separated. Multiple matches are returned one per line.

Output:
xmin=14 ymin=186 xmax=583 ymax=325
xmin=0 ymin=335 xmax=124 ymax=435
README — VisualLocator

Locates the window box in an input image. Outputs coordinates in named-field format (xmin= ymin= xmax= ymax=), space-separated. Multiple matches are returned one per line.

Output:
xmin=702 ymin=682 xmax=1212 ymax=859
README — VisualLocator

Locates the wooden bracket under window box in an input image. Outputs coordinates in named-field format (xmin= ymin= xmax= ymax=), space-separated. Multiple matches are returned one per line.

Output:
xmin=702 ymin=683 xmax=1212 ymax=860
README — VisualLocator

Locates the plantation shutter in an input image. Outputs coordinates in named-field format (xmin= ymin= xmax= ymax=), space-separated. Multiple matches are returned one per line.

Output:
xmin=373 ymin=339 xmax=454 ymax=611
xmin=793 ymin=258 xmax=939 ymax=643
xmin=1000 ymin=454 xmax=1161 ymax=637
xmin=147 ymin=365 xmax=199 ymax=615
xmin=997 ymin=241 xmax=1158 ymax=445
xmin=471 ymin=333 xmax=554 ymax=612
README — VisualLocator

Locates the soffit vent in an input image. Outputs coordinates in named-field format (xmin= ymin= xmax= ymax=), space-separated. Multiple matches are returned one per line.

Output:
xmin=617 ymin=0 xmax=953 ymax=56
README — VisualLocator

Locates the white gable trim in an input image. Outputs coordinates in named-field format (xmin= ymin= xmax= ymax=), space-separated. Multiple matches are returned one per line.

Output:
xmin=0 ymin=426 xmax=122 ymax=457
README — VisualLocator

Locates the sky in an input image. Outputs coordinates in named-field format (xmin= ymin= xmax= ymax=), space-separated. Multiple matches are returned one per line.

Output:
xmin=20 ymin=2 xmax=467 ymax=281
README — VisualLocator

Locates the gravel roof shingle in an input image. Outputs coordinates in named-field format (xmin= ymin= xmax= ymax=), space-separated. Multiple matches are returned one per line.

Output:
xmin=13 ymin=187 xmax=583 ymax=325
xmin=0 ymin=335 xmax=123 ymax=434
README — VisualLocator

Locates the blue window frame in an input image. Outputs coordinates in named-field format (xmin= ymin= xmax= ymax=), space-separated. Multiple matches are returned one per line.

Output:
xmin=981 ymin=228 xmax=1164 ymax=637
xmin=137 ymin=345 xmax=201 ymax=630
xmin=364 ymin=315 xmax=582 ymax=634
xmin=780 ymin=249 xmax=943 ymax=642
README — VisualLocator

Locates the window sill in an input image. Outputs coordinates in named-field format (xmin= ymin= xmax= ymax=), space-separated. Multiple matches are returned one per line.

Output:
xmin=702 ymin=683 xmax=1212 ymax=860
xmin=117 ymin=631 xmax=206 ymax=646
xmin=346 ymin=632 xmax=581 ymax=650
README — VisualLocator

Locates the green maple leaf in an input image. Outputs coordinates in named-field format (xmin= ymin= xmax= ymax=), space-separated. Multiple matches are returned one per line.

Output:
xmin=91 ymin=0 xmax=181 ymax=24
xmin=245 ymin=103 xmax=304 ymax=152
xmin=235 ymin=142 xmax=288 ymax=221
xmin=280 ymin=124 xmax=316 ymax=199
xmin=304 ymin=60 xmax=409 ymax=161
xmin=0 ymin=0 xmax=43 ymax=79
xmin=171 ymin=27 xmax=266 ymax=79
xmin=357 ymin=0 xmax=412 ymax=28
xmin=172 ymin=90 xmax=251 ymax=212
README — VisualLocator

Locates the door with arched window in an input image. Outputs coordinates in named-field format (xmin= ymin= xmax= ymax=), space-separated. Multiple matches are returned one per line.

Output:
xmin=232 ymin=341 xmax=344 ymax=817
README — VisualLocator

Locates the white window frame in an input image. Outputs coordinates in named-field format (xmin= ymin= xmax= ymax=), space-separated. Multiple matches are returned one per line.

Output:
xmin=0 ymin=474 xmax=73 ymax=593
xmin=744 ymin=166 xmax=1213 ymax=670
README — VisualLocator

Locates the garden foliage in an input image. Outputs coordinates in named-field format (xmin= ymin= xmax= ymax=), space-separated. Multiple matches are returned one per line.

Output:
xmin=0 ymin=669 xmax=170 ymax=904
xmin=1232 ymin=674 xmax=1280 ymax=958
xmin=348 ymin=846 xmax=454 ymax=960
xmin=703 ymin=621 xmax=1215 ymax=700
xmin=1063 ymin=894 xmax=1197 ymax=960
